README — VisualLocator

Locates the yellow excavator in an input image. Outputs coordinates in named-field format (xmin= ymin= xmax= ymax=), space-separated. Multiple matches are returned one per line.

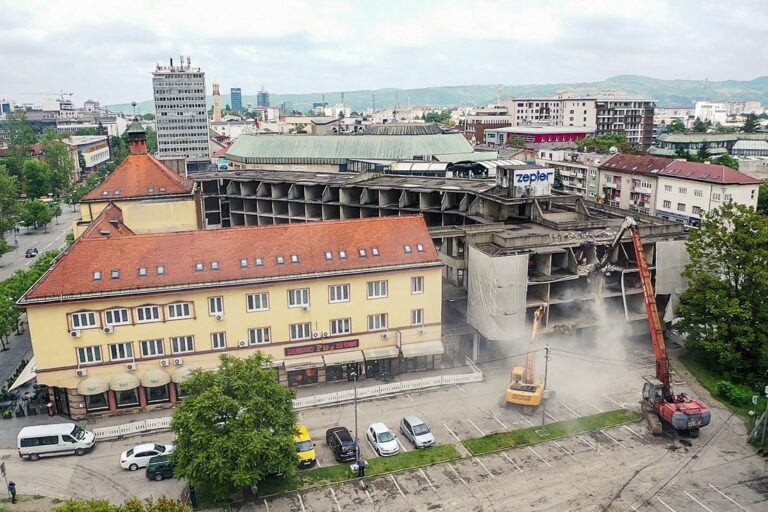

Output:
xmin=505 ymin=305 xmax=546 ymax=414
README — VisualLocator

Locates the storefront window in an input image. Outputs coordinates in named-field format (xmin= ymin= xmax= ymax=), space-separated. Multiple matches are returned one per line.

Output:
xmin=405 ymin=356 xmax=435 ymax=372
xmin=85 ymin=392 xmax=109 ymax=412
xmin=147 ymin=385 xmax=170 ymax=404
xmin=365 ymin=359 xmax=392 ymax=378
xmin=176 ymin=384 xmax=189 ymax=400
xmin=115 ymin=388 xmax=139 ymax=408
xmin=326 ymin=363 xmax=360 ymax=382
xmin=287 ymin=367 xmax=319 ymax=387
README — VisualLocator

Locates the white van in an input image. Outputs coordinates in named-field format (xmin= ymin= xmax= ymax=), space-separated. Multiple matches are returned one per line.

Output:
xmin=17 ymin=423 xmax=96 ymax=461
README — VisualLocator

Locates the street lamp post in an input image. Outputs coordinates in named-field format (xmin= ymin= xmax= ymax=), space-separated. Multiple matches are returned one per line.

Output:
xmin=541 ymin=345 xmax=551 ymax=426
xmin=351 ymin=368 xmax=359 ymax=458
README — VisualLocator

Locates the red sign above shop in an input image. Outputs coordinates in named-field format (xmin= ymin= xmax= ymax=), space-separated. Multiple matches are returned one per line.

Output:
xmin=284 ymin=339 xmax=360 ymax=356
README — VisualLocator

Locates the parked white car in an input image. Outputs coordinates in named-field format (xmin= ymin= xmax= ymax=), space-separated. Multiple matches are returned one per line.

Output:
xmin=120 ymin=443 xmax=175 ymax=471
xmin=366 ymin=422 xmax=399 ymax=456
xmin=400 ymin=416 xmax=435 ymax=448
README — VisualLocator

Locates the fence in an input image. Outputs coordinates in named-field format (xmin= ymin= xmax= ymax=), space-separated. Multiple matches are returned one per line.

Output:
xmin=91 ymin=361 xmax=483 ymax=440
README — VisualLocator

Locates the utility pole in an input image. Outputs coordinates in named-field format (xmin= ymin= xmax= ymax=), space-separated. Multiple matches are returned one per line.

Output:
xmin=351 ymin=368 xmax=360 ymax=458
xmin=541 ymin=345 xmax=552 ymax=426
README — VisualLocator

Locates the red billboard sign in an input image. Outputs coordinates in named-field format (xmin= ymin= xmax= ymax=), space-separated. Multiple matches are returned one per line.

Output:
xmin=284 ymin=339 xmax=360 ymax=356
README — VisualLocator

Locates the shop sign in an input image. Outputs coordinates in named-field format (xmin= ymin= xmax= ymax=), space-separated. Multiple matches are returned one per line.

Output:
xmin=284 ymin=339 xmax=359 ymax=356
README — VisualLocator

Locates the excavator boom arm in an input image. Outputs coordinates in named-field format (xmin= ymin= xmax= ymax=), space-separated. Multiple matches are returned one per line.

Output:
xmin=523 ymin=306 xmax=546 ymax=383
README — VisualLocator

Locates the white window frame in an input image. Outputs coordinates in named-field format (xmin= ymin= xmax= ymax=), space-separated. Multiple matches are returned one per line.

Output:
xmin=411 ymin=309 xmax=424 ymax=326
xmin=248 ymin=327 xmax=271 ymax=345
xmin=330 ymin=318 xmax=351 ymax=335
xmin=328 ymin=284 xmax=350 ymax=303
xmin=367 ymin=313 xmax=388 ymax=331
xmin=662 ymin=200 xmax=671 ymax=208
xmin=109 ymin=342 xmax=133 ymax=361
xmin=411 ymin=276 xmax=424 ymax=294
xmin=104 ymin=308 xmax=130 ymax=326
xmin=694 ymin=189 xmax=703 ymax=198
xmin=167 ymin=302 xmax=192 ymax=319
xmin=77 ymin=346 xmax=102 ymax=365
xmin=677 ymin=203 xmax=686 ymax=212
xmin=208 ymin=296 xmax=224 ymax=316
xmin=71 ymin=311 xmax=97 ymax=330
xmin=171 ymin=336 xmax=195 ymax=354
xmin=140 ymin=339 xmax=165 ymax=357
xmin=367 ymin=280 xmax=388 ymax=299
xmin=678 ymin=187 xmax=687 ymax=194
xmin=289 ymin=323 xmax=311 ymax=341
xmin=246 ymin=292 xmax=270 ymax=312
xmin=211 ymin=332 xmax=227 ymax=350
xmin=288 ymin=288 xmax=310 ymax=308
xmin=664 ymin=185 xmax=672 ymax=192
xmin=136 ymin=305 xmax=161 ymax=323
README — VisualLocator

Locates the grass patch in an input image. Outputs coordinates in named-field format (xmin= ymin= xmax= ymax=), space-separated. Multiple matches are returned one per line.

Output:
xmin=258 ymin=444 xmax=460 ymax=496
xmin=463 ymin=409 xmax=641 ymax=456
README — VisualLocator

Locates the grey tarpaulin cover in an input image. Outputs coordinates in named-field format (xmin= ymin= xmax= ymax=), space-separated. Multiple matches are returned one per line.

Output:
xmin=466 ymin=245 xmax=528 ymax=341
xmin=654 ymin=240 xmax=689 ymax=322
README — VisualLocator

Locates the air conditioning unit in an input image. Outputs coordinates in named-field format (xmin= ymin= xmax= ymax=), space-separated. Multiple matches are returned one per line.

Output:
xmin=159 ymin=359 xmax=170 ymax=367
xmin=215 ymin=314 xmax=224 ymax=321
xmin=173 ymin=358 xmax=184 ymax=366
xmin=322 ymin=331 xmax=330 ymax=338
xmin=70 ymin=330 xmax=82 ymax=338
xmin=312 ymin=332 xmax=321 ymax=339
xmin=126 ymin=362 xmax=137 ymax=371
xmin=103 ymin=325 xmax=114 ymax=334
xmin=381 ymin=332 xmax=390 ymax=340
xmin=75 ymin=368 xmax=87 ymax=377
xmin=302 ymin=305 xmax=309 ymax=311
xmin=238 ymin=340 xmax=248 ymax=347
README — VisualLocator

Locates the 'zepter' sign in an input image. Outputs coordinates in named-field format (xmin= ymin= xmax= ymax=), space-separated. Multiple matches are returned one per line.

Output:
xmin=513 ymin=169 xmax=555 ymax=184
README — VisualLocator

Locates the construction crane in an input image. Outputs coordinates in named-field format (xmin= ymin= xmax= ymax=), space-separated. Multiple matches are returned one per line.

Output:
xmin=20 ymin=91 xmax=74 ymax=101
xmin=506 ymin=305 xmax=546 ymax=413
xmin=593 ymin=217 xmax=711 ymax=436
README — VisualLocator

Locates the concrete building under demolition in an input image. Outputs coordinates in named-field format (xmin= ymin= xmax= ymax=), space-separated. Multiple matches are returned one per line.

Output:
xmin=195 ymin=164 xmax=688 ymax=361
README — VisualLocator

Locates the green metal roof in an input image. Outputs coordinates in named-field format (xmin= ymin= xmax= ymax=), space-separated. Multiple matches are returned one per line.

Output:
xmin=650 ymin=146 xmax=728 ymax=156
xmin=226 ymin=133 xmax=490 ymax=164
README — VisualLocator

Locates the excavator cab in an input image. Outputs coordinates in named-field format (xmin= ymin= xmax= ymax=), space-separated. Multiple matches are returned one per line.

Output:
xmin=510 ymin=367 xmax=525 ymax=384
xmin=642 ymin=378 xmax=665 ymax=404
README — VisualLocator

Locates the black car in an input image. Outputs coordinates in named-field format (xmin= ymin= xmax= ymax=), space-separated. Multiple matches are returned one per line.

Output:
xmin=326 ymin=426 xmax=357 ymax=462
xmin=145 ymin=454 xmax=173 ymax=481
xmin=24 ymin=247 xmax=38 ymax=258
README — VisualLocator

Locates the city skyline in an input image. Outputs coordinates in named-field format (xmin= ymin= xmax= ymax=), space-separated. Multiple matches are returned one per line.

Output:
xmin=1 ymin=0 xmax=766 ymax=105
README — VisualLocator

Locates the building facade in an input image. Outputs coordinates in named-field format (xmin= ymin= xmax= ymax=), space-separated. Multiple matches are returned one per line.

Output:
xmin=485 ymin=126 xmax=595 ymax=146
xmin=535 ymin=149 xmax=606 ymax=200
xmin=694 ymin=101 xmax=727 ymax=125
xmin=153 ymin=57 xmax=211 ymax=175
xmin=594 ymin=97 xmax=655 ymax=147
xmin=230 ymin=88 xmax=243 ymax=112
xmin=257 ymin=88 xmax=270 ymax=108
xmin=19 ymin=216 xmax=442 ymax=419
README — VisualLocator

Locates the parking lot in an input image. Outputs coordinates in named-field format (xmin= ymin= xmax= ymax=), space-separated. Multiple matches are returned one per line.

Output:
xmin=0 ymin=335 xmax=765 ymax=510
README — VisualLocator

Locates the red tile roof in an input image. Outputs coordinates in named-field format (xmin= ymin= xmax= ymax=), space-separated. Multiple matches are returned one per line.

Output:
xmin=21 ymin=216 xmax=440 ymax=303
xmin=79 ymin=203 xmax=136 ymax=239
xmin=81 ymin=154 xmax=194 ymax=202
xmin=0 ymin=143 xmax=44 ymax=157
xmin=600 ymin=154 xmax=760 ymax=185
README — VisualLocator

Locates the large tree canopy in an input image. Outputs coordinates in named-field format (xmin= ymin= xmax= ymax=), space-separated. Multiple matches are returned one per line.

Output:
xmin=170 ymin=353 xmax=298 ymax=501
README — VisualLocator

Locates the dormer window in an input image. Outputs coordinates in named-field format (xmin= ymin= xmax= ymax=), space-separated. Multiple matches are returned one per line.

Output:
xmin=372 ymin=247 xmax=380 ymax=256
xmin=113 ymin=190 xmax=121 ymax=197
xmin=111 ymin=269 xmax=120 ymax=279
xmin=339 ymin=250 xmax=347 ymax=259
xmin=325 ymin=251 xmax=333 ymax=261
xmin=404 ymin=245 xmax=412 ymax=253
xmin=211 ymin=260 xmax=220 ymax=270
xmin=195 ymin=262 xmax=204 ymax=271
xmin=159 ymin=186 xmax=166 ymax=192
xmin=276 ymin=256 xmax=284 ymax=265
xmin=157 ymin=265 xmax=165 ymax=275
xmin=358 ymin=249 xmax=367 ymax=257
xmin=138 ymin=267 xmax=148 ymax=276
xmin=255 ymin=258 xmax=263 ymax=266
xmin=93 ymin=271 xmax=102 ymax=280
xmin=417 ymin=244 xmax=424 ymax=252
xmin=102 ymin=191 xmax=109 ymax=196
xmin=148 ymin=187 xmax=155 ymax=194
xmin=290 ymin=255 xmax=299 ymax=264
xmin=240 ymin=258 xmax=248 ymax=268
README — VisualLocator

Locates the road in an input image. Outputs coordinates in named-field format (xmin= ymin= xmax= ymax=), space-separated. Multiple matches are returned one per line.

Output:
xmin=0 ymin=205 xmax=79 ymax=281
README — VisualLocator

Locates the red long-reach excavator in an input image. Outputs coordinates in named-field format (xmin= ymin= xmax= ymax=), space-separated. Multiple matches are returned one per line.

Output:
xmin=593 ymin=217 xmax=711 ymax=437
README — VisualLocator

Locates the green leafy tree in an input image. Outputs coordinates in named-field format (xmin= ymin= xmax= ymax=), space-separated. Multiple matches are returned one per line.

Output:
xmin=674 ymin=146 xmax=689 ymax=159
xmin=576 ymin=133 xmax=643 ymax=154
xmin=171 ymin=353 xmax=298 ymax=501
xmin=691 ymin=117 xmax=711 ymax=133
xmin=42 ymin=130 xmax=74 ymax=196
xmin=145 ymin=127 xmax=158 ymax=154
xmin=677 ymin=203 xmax=768 ymax=386
xmin=19 ymin=199 xmax=53 ymax=230
xmin=65 ymin=184 xmax=90 ymax=210
xmin=142 ymin=113 xmax=156 ymax=121
xmin=288 ymin=123 xmax=307 ymax=134
xmin=75 ymin=127 xmax=101 ymax=136
xmin=715 ymin=153 xmax=739 ymax=170
xmin=54 ymin=497 xmax=191 ymax=512
xmin=743 ymin=113 xmax=760 ymax=133
xmin=21 ymin=159 xmax=52 ymax=198
xmin=553 ymin=169 xmax=564 ymax=190
xmin=111 ymin=135 xmax=129 ymax=166
xmin=757 ymin=183 xmax=768 ymax=216
xmin=0 ymin=165 xmax=20 ymax=256
xmin=696 ymin=142 xmax=711 ymax=162
xmin=49 ymin=201 xmax=62 ymax=224
xmin=424 ymin=111 xmax=452 ymax=124
xmin=3 ymin=112 xmax=37 ymax=176
xmin=507 ymin=136 xmax=527 ymax=149
xmin=667 ymin=119 xmax=686 ymax=133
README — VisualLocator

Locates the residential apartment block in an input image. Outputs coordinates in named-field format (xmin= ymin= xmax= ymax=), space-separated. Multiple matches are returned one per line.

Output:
xmin=19 ymin=216 xmax=442 ymax=419
xmin=534 ymin=149 xmax=607 ymax=199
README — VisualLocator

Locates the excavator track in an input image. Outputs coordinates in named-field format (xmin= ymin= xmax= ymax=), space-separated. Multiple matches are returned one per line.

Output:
xmin=643 ymin=408 xmax=663 ymax=436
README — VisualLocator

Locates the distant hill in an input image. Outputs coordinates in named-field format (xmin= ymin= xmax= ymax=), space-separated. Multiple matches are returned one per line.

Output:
xmin=108 ymin=75 xmax=768 ymax=114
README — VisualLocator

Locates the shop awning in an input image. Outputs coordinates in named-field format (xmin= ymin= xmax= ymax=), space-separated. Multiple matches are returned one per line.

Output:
xmin=171 ymin=366 xmax=193 ymax=384
xmin=323 ymin=351 xmax=365 ymax=366
xmin=8 ymin=356 xmax=37 ymax=391
xmin=77 ymin=376 xmax=109 ymax=396
xmin=140 ymin=368 xmax=171 ymax=388
xmin=110 ymin=372 xmax=140 ymax=391
xmin=400 ymin=340 xmax=445 ymax=358
xmin=363 ymin=346 xmax=400 ymax=360
xmin=284 ymin=355 xmax=325 ymax=371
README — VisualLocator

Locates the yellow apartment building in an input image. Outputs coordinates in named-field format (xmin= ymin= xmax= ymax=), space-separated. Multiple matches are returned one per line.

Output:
xmin=74 ymin=119 xmax=199 ymax=238
xmin=19 ymin=216 xmax=443 ymax=419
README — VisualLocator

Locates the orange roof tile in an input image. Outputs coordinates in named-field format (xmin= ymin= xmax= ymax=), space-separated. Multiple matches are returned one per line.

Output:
xmin=82 ymin=154 xmax=194 ymax=202
xmin=79 ymin=203 xmax=136 ymax=239
xmin=21 ymin=216 xmax=440 ymax=303
xmin=600 ymin=154 xmax=760 ymax=185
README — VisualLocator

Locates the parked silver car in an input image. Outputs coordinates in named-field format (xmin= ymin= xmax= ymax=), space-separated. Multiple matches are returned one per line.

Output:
xmin=400 ymin=416 xmax=435 ymax=448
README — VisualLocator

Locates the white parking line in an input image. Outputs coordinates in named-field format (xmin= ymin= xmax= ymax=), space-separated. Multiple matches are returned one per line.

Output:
xmin=491 ymin=413 xmax=509 ymax=431
xmin=443 ymin=423 xmax=462 ymax=443
xmin=656 ymin=497 xmax=676 ymax=511
xmin=683 ymin=491 xmax=714 ymax=512
xmin=527 ymin=446 xmax=551 ymax=467
xmin=419 ymin=468 xmax=436 ymax=491
xmin=24 ymin=260 xmax=33 ymax=267
xmin=474 ymin=457 xmax=496 ymax=479
xmin=576 ymin=434 xmax=601 ymax=454
xmin=329 ymin=487 xmax=341 ymax=511
xmin=454 ymin=384 xmax=466 ymax=393
xmin=599 ymin=430 xmax=626 ymax=449
xmin=708 ymin=483 xmax=749 ymax=511
xmin=584 ymin=399 xmax=605 ymax=413
xmin=603 ymin=394 xmax=625 ymax=408
xmin=315 ymin=457 xmax=322 ymax=467
xmin=263 ymin=499 xmax=269 ymax=511
xmin=623 ymin=424 xmax=645 ymax=440
xmin=390 ymin=474 xmax=406 ymax=497
xmin=297 ymin=493 xmax=306 ymax=512
xmin=45 ymin=241 xmax=53 ymax=248
xmin=553 ymin=441 xmax=580 ymax=464
xmin=364 ymin=488 xmax=374 ymax=503
xmin=396 ymin=438 xmax=408 ymax=452
xmin=560 ymin=402 xmax=582 ymax=418
xmin=447 ymin=462 xmax=467 ymax=485
xmin=545 ymin=411 xmax=558 ymax=422
xmin=501 ymin=452 xmax=523 ymax=473
xmin=467 ymin=418 xmax=486 ymax=436
xmin=406 ymin=393 xmax=414 ymax=402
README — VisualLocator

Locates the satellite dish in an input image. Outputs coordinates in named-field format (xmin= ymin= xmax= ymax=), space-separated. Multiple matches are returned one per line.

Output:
xmin=609 ymin=146 xmax=619 ymax=154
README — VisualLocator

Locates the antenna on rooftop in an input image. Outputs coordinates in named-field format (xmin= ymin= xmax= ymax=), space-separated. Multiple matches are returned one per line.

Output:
xmin=131 ymin=101 xmax=137 ymax=117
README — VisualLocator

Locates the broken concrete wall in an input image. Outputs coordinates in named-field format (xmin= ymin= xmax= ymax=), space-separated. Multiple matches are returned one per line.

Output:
xmin=466 ymin=245 xmax=528 ymax=341
xmin=655 ymin=240 xmax=689 ymax=321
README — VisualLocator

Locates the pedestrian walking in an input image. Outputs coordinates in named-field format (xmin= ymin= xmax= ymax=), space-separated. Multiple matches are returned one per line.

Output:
xmin=356 ymin=457 xmax=366 ymax=478
xmin=8 ymin=481 xmax=16 ymax=504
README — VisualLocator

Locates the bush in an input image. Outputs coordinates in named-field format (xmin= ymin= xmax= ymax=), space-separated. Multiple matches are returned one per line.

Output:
xmin=715 ymin=380 xmax=754 ymax=407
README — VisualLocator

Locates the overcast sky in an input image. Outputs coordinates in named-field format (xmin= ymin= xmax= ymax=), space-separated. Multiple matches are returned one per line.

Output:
xmin=1 ymin=0 xmax=765 ymax=105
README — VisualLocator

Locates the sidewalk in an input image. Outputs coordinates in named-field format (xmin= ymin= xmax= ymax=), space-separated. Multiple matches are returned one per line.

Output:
xmin=0 ymin=319 xmax=32 ymax=385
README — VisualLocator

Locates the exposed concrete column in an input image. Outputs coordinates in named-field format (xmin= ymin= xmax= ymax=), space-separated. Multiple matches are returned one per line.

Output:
xmin=472 ymin=332 xmax=479 ymax=362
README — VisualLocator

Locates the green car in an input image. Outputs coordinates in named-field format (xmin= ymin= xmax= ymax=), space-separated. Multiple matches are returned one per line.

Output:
xmin=145 ymin=454 xmax=173 ymax=481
